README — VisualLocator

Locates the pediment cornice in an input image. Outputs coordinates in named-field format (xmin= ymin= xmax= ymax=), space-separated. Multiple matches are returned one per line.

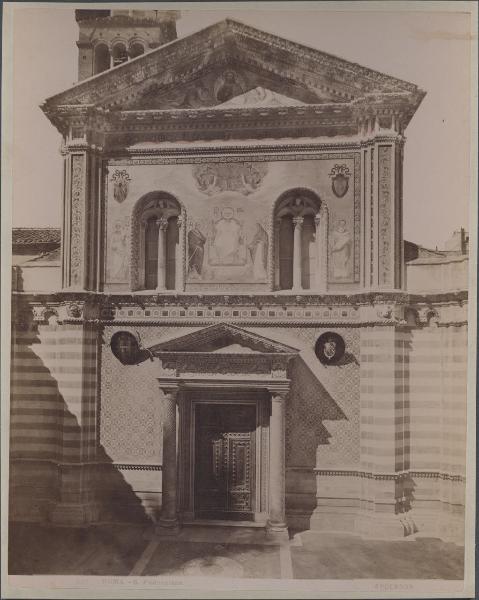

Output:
xmin=42 ymin=18 xmax=425 ymax=136
xmin=150 ymin=322 xmax=299 ymax=355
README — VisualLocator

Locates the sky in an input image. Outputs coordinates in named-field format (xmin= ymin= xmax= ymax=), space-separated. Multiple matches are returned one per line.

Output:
xmin=9 ymin=3 xmax=473 ymax=248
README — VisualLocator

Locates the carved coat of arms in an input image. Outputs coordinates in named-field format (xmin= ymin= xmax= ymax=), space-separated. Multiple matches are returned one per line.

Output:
xmin=193 ymin=162 xmax=268 ymax=196
xmin=314 ymin=332 xmax=346 ymax=365
xmin=112 ymin=170 xmax=131 ymax=204
xmin=329 ymin=164 xmax=351 ymax=198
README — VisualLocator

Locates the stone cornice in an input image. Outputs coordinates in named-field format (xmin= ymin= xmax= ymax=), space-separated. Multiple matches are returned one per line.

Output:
xmin=12 ymin=290 xmax=468 ymax=306
xmin=44 ymin=94 xmax=420 ymax=141
xmin=226 ymin=19 xmax=421 ymax=95
xmin=104 ymin=136 xmax=401 ymax=159
xmin=12 ymin=291 xmax=468 ymax=329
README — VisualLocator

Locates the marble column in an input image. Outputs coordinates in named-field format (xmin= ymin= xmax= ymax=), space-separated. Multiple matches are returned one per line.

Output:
xmin=314 ymin=214 xmax=323 ymax=292
xmin=175 ymin=215 xmax=184 ymax=292
xmin=158 ymin=385 xmax=179 ymax=532
xmin=267 ymin=389 xmax=288 ymax=538
xmin=274 ymin=217 xmax=281 ymax=290
xmin=292 ymin=216 xmax=303 ymax=291
xmin=156 ymin=217 xmax=168 ymax=292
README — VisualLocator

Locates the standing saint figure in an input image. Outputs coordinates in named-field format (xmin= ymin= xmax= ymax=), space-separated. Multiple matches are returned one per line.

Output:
xmin=188 ymin=223 xmax=206 ymax=277
xmin=248 ymin=223 xmax=268 ymax=280
xmin=109 ymin=221 xmax=128 ymax=280
xmin=331 ymin=219 xmax=352 ymax=278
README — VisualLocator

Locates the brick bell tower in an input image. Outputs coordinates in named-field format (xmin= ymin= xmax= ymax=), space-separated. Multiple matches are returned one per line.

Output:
xmin=75 ymin=9 xmax=180 ymax=81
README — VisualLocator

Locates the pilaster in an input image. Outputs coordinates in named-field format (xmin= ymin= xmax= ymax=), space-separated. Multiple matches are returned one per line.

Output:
xmin=61 ymin=129 xmax=105 ymax=292
xmin=266 ymin=387 xmax=289 ymax=542
xmin=360 ymin=133 xmax=405 ymax=291
xmin=44 ymin=301 xmax=103 ymax=526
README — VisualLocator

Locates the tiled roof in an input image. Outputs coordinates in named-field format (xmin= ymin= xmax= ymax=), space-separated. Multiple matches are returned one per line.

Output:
xmin=12 ymin=228 xmax=61 ymax=246
xmin=25 ymin=247 xmax=61 ymax=263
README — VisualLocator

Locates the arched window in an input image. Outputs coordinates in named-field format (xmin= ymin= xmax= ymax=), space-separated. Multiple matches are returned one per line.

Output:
xmin=112 ymin=43 xmax=128 ymax=66
xmin=132 ymin=193 xmax=183 ymax=292
xmin=129 ymin=42 xmax=145 ymax=59
xmin=274 ymin=189 xmax=327 ymax=292
xmin=94 ymin=43 xmax=110 ymax=74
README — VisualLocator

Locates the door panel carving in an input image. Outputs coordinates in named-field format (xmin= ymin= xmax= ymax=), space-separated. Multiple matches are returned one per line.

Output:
xmin=195 ymin=404 xmax=255 ymax=520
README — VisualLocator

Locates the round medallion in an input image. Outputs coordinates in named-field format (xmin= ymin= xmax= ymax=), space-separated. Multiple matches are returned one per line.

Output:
xmin=314 ymin=332 xmax=345 ymax=365
xmin=110 ymin=330 xmax=141 ymax=365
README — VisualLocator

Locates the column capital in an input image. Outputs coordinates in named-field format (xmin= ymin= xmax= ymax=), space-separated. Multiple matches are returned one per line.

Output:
xmin=314 ymin=213 xmax=321 ymax=227
xmin=267 ymin=385 xmax=290 ymax=402
xmin=176 ymin=214 xmax=184 ymax=228
xmin=158 ymin=382 xmax=182 ymax=399
xmin=292 ymin=215 xmax=304 ymax=227
xmin=156 ymin=217 xmax=169 ymax=230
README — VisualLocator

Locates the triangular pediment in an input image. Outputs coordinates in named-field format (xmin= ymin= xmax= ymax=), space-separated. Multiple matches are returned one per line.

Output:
xmin=42 ymin=18 xmax=425 ymax=119
xmin=150 ymin=323 xmax=299 ymax=355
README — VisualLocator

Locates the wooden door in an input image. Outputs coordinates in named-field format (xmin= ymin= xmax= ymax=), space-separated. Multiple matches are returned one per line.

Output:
xmin=194 ymin=404 xmax=256 ymax=520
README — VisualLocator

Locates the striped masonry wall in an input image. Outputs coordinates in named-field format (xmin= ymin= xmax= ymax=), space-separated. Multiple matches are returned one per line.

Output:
xmin=9 ymin=319 xmax=100 ymax=524
xmin=354 ymin=325 xmax=410 ymax=538
xmin=352 ymin=323 xmax=467 ymax=541
xmin=407 ymin=324 xmax=467 ymax=543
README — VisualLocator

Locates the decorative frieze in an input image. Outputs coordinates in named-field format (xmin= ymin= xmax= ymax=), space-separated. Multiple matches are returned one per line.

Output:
xmin=11 ymin=292 xmax=468 ymax=328
xmin=70 ymin=154 xmax=85 ymax=288
xmin=102 ymin=303 xmax=361 ymax=323
xmin=378 ymin=145 xmax=392 ymax=287
xmin=193 ymin=161 xmax=268 ymax=196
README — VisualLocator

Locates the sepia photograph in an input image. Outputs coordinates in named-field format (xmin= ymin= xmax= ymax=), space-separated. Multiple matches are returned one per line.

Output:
xmin=1 ymin=1 xmax=476 ymax=598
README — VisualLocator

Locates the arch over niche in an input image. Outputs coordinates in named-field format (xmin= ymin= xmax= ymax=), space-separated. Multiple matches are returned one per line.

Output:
xmin=131 ymin=192 xmax=185 ymax=292
xmin=94 ymin=43 xmax=110 ymax=74
xmin=272 ymin=188 xmax=328 ymax=292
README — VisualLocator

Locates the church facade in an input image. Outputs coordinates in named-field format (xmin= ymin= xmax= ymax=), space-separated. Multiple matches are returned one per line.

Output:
xmin=10 ymin=11 xmax=468 ymax=543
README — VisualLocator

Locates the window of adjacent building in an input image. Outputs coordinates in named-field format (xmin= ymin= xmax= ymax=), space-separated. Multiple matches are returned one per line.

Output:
xmin=94 ymin=44 xmax=110 ymax=74
xmin=112 ymin=43 xmax=128 ymax=66
xmin=129 ymin=42 xmax=145 ymax=59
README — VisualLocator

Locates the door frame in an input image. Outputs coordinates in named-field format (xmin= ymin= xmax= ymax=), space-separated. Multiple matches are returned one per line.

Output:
xmin=178 ymin=388 xmax=270 ymax=524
